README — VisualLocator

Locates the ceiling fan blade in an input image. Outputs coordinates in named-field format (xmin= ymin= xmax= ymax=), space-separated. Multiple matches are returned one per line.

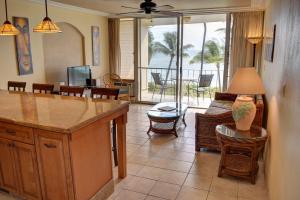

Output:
xmin=156 ymin=5 xmax=174 ymax=10
xmin=121 ymin=5 xmax=140 ymax=10
xmin=153 ymin=10 xmax=182 ymax=17
xmin=116 ymin=11 xmax=144 ymax=16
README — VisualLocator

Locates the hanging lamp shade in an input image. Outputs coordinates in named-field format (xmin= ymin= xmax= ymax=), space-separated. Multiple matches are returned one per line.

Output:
xmin=0 ymin=0 xmax=19 ymax=36
xmin=33 ymin=0 xmax=61 ymax=33
xmin=0 ymin=20 xmax=19 ymax=36
xmin=33 ymin=17 xmax=61 ymax=33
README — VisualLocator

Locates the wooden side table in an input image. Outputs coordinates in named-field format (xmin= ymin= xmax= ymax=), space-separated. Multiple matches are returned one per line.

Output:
xmin=216 ymin=123 xmax=267 ymax=184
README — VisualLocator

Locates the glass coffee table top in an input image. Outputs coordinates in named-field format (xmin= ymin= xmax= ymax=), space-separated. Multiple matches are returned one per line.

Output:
xmin=216 ymin=123 xmax=267 ymax=140
xmin=147 ymin=102 xmax=188 ymax=119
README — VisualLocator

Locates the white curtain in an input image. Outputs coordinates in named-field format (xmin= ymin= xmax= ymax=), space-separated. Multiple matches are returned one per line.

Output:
xmin=230 ymin=11 xmax=264 ymax=80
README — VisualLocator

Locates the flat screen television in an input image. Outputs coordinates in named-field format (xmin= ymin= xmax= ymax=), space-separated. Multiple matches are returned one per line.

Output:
xmin=67 ymin=66 xmax=91 ymax=87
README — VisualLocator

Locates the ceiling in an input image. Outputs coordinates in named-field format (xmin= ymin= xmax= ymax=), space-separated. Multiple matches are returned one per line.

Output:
xmin=50 ymin=0 xmax=255 ymax=16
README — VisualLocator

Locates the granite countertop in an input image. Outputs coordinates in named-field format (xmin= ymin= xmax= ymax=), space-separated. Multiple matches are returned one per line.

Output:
xmin=0 ymin=90 xmax=129 ymax=133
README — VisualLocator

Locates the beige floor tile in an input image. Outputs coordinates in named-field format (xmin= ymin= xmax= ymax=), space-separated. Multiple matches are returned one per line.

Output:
xmin=149 ymin=182 xmax=181 ymax=200
xmin=167 ymin=160 xmax=193 ymax=172
xmin=183 ymin=174 xmax=212 ymax=190
xmin=137 ymin=166 xmax=167 ymax=180
xmin=210 ymin=177 xmax=238 ymax=197
xmin=127 ymin=136 xmax=149 ymax=145
xmin=189 ymin=162 xmax=219 ymax=178
xmin=238 ymin=181 xmax=269 ymax=200
xmin=207 ymin=192 xmax=238 ymax=200
xmin=114 ymin=189 xmax=147 ymax=200
xmin=128 ymin=155 xmax=151 ymax=165
xmin=176 ymin=186 xmax=208 ymax=200
xmin=122 ymin=176 xmax=156 ymax=194
xmin=145 ymin=195 xmax=166 ymax=200
xmin=158 ymin=170 xmax=187 ymax=185
xmin=128 ymin=163 xmax=145 ymax=175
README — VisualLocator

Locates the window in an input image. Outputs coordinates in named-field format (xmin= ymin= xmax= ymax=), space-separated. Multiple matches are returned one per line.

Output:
xmin=120 ymin=19 xmax=134 ymax=79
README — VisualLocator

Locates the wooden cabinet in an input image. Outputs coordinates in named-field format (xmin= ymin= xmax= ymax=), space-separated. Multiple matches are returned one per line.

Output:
xmin=0 ymin=138 xmax=41 ymax=199
xmin=0 ymin=138 xmax=19 ymax=194
xmin=14 ymin=142 xmax=41 ymax=200
xmin=35 ymin=130 xmax=74 ymax=200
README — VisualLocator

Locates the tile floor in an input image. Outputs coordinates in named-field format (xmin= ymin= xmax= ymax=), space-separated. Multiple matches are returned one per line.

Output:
xmin=0 ymin=104 xmax=269 ymax=200
xmin=108 ymin=104 xmax=269 ymax=200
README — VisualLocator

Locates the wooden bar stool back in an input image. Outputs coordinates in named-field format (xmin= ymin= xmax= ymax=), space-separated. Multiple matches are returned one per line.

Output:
xmin=60 ymin=86 xmax=85 ymax=97
xmin=91 ymin=87 xmax=119 ymax=100
xmin=91 ymin=87 xmax=119 ymax=166
xmin=32 ymin=83 xmax=54 ymax=94
xmin=7 ymin=81 xmax=26 ymax=92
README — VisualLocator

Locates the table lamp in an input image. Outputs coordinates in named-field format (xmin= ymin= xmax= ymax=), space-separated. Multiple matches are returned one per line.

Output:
xmin=227 ymin=67 xmax=265 ymax=131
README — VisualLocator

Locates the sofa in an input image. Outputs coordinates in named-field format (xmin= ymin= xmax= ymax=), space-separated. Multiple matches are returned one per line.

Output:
xmin=195 ymin=92 xmax=264 ymax=151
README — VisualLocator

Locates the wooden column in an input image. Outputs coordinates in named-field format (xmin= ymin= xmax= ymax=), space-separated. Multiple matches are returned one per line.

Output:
xmin=116 ymin=113 xmax=127 ymax=178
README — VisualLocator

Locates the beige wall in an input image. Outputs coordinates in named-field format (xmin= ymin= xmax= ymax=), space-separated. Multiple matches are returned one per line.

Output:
xmin=262 ymin=0 xmax=300 ymax=199
xmin=43 ymin=22 xmax=85 ymax=85
xmin=0 ymin=0 xmax=109 ymax=91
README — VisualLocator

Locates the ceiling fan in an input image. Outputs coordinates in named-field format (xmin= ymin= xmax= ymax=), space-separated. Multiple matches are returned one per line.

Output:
xmin=117 ymin=0 xmax=181 ymax=17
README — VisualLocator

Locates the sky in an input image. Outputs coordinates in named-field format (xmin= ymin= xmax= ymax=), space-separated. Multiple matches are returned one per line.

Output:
xmin=149 ymin=22 xmax=226 ymax=51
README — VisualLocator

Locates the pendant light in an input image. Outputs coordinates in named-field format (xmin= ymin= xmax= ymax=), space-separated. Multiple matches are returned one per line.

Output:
xmin=33 ymin=0 xmax=61 ymax=33
xmin=0 ymin=0 xmax=19 ymax=36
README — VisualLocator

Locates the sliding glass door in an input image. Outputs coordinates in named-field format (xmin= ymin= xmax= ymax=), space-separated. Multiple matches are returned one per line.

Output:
xmin=137 ymin=17 xmax=182 ymax=103
xmin=135 ymin=14 xmax=230 ymax=107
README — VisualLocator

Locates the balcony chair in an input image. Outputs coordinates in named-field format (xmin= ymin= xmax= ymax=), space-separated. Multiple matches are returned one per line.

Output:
xmin=191 ymin=74 xmax=214 ymax=104
xmin=151 ymin=72 xmax=175 ymax=102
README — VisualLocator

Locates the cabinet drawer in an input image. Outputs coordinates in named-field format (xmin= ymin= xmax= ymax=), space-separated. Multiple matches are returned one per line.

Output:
xmin=0 ymin=123 xmax=34 ymax=144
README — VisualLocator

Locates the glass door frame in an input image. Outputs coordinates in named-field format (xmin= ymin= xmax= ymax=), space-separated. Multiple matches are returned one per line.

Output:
xmin=135 ymin=15 xmax=184 ymax=105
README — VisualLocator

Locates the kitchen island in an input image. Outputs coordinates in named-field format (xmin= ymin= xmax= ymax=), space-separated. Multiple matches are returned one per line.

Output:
xmin=0 ymin=90 xmax=129 ymax=200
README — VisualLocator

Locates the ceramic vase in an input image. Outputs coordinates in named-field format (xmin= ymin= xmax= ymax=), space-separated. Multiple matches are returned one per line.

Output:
xmin=232 ymin=96 xmax=256 ymax=131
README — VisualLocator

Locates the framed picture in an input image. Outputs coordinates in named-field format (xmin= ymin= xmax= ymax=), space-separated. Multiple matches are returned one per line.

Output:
xmin=13 ymin=17 xmax=33 ymax=75
xmin=264 ymin=24 xmax=276 ymax=62
xmin=91 ymin=26 xmax=100 ymax=66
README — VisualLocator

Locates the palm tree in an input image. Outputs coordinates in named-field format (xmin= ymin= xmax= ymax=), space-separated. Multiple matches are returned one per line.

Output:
xmin=148 ymin=31 xmax=154 ymax=64
xmin=190 ymin=40 xmax=224 ymax=90
xmin=152 ymin=31 xmax=193 ymax=95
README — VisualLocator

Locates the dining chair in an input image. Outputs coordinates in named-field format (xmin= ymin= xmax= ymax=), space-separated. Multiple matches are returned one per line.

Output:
xmin=32 ymin=83 xmax=54 ymax=94
xmin=91 ymin=87 xmax=120 ymax=166
xmin=7 ymin=81 xmax=26 ymax=92
xmin=60 ymin=86 xmax=85 ymax=97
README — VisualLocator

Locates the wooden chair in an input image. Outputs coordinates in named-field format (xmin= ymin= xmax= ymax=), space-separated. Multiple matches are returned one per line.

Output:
xmin=103 ymin=73 xmax=130 ymax=101
xmin=91 ymin=87 xmax=119 ymax=100
xmin=7 ymin=81 xmax=26 ymax=92
xmin=32 ymin=83 xmax=54 ymax=94
xmin=60 ymin=86 xmax=85 ymax=97
xmin=91 ymin=87 xmax=119 ymax=166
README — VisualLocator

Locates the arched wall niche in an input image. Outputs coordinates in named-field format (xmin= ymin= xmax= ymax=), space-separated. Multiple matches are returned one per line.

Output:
xmin=43 ymin=22 xmax=86 ymax=86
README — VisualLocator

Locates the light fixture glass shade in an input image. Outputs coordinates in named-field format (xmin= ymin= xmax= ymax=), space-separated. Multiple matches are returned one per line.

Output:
xmin=247 ymin=37 xmax=263 ymax=44
xmin=227 ymin=67 xmax=265 ymax=95
xmin=0 ymin=20 xmax=19 ymax=36
xmin=33 ymin=17 xmax=61 ymax=33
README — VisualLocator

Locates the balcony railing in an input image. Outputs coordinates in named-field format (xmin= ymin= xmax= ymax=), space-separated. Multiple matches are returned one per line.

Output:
xmin=140 ymin=66 xmax=223 ymax=94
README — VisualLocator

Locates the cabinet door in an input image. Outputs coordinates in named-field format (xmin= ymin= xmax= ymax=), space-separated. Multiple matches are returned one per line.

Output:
xmin=14 ymin=142 xmax=42 ymax=200
xmin=35 ymin=131 xmax=74 ymax=200
xmin=0 ymin=138 xmax=19 ymax=193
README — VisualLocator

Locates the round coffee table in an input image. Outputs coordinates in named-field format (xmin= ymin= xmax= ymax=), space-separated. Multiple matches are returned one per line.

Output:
xmin=216 ymin=123 xmax=267 ymax=184
xmin=147 ymin=102 xmax=188 ymax=137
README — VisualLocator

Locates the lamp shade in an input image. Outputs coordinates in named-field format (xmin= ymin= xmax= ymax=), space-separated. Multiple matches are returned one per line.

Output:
xmin=0 ymin=20 xmax=19 ymax=36
xmin=33 ymin=17 xmax=61 ymax=33
xmin=247 ymin=37 xmax=262 ymax=44
xmin=227 ymin=67 xmax=265 ymax=95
